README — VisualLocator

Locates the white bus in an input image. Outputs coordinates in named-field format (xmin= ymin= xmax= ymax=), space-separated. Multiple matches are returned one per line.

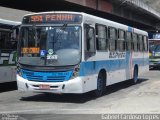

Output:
xmin=17 ymin=12 xmax=149 ymax=96
xmin=0 ymin=19 xmax=20 ymax=83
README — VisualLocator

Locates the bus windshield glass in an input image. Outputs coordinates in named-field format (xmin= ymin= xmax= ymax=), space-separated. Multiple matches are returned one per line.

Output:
xmin=18 ymin=25 xmax=81 ymax=66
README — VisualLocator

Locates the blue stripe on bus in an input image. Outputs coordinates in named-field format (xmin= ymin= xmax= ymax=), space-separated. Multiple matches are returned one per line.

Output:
xmin=79 ymin=57 xmax=149 ymax=76
xmin=21 ymin=69 xmax=73 ymax=82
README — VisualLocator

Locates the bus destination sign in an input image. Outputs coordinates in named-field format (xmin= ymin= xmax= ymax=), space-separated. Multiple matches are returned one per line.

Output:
xmin=23 ymin=13 xmax=82 ymax=24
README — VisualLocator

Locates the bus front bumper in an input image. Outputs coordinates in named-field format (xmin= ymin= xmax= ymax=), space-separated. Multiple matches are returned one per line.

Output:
xmin=17 ymin=75 xmax=84 ymax=94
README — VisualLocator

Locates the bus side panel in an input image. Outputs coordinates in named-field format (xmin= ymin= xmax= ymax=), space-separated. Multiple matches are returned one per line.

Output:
xmin=107 ymin=69 xmax=126 ymax=85
xmin=80 ymin=59 xmax=128 ymax=92
xmin=0 ymin=67 xmax=12 ymax=83
xmin=79 ymin=61 xmax=97 ymax=93
xmin=81 ymin=50 xmax=149 ymax=92
xmin=132 ymin=52 xmax=149 ymax=77
xmin=138 ymin=52 xmax=149 ymax=75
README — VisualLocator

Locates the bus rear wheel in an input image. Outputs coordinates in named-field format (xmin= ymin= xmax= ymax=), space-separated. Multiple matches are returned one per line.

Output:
xmin=92 ymin=72 xmax=106 ymax=97
xmin=132 ymin=67 xmax=138 ymax=84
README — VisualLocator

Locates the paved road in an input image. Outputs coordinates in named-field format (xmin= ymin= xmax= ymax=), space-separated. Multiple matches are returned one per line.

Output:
xmin=0 ymin=70 xmax=160 ymax=119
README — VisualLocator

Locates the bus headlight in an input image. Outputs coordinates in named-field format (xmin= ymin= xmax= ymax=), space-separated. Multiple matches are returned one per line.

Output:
xmin=17 ymin=68 xmax=22 ymax=77
xmin=70 ymin=65 xmax=80 ymax=79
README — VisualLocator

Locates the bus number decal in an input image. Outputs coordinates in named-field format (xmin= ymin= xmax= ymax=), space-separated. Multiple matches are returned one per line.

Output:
xmin=47 ymin=55 xmax=58 ymax=60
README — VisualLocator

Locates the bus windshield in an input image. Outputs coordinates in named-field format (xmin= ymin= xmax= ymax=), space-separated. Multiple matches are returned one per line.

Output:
xmin=18 ymin=25 xmax=81 ymax=66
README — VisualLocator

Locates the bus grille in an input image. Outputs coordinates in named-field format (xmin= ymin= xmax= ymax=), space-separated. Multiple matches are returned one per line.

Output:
xmin=21 ymin=69 xmax=72 ymax=82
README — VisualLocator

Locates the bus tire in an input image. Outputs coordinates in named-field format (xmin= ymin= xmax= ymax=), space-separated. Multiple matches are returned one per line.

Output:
xmin=132 ymin=66 xmax=138 ymax=84
xmin=92 ymin=72 xmax=106 ymax=97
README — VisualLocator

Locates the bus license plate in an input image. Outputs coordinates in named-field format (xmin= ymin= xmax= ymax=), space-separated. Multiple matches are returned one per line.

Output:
xmin=39 ymin=85 xmax=50 ymax=90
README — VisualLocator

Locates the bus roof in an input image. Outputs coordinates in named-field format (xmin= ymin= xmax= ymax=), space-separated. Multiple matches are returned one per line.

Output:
xmin=23 ymin=11 xmax=82 ymax=17
xmin=0 ymin=18 xmax=21 ymax=26
xmin=23 ymin=11 xmax=147 ymax=36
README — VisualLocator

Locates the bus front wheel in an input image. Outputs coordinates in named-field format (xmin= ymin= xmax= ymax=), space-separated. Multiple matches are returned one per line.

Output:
xmin=92 ymin=72 xmax=106 ymax=97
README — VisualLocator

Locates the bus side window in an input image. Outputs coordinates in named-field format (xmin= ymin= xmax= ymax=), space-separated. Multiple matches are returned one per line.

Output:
xmin=95 ymin=24 xmax=108 ymax=51
xmin=139 ymin=35 xmax=143 ymax=51
xmin=118 ymin=29 xmax=125 ymax=52
xmin=126 ymin=32 xmax=132 ymax=51
xmin=108 ymin=27 xmax=117 ymax=51
xmin=132 ymin=33 xmax=138 ymax=51
xmin=143 ymin=36 xmax=148 ymax=51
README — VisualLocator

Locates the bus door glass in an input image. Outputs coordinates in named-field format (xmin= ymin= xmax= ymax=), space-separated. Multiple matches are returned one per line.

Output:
xmin=84 ymin=24 xmax=95 ymax=60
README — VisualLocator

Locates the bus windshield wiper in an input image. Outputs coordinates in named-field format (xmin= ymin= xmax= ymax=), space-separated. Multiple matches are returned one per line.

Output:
xmin=60 ymin=24 xmax=67 ymax=31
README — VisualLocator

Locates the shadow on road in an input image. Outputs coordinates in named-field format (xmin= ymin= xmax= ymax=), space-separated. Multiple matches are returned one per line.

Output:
xmin=20 ymin=78 xmax=149 ymax=103
xmin=0 ymin=82 xmax=17 ymax=93
xmin=104 ymin=78 xmax=148 ymax=95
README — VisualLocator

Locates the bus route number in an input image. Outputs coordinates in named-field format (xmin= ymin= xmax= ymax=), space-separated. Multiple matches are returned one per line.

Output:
xmin=31 ymin=15 xmax=43 ymax=22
